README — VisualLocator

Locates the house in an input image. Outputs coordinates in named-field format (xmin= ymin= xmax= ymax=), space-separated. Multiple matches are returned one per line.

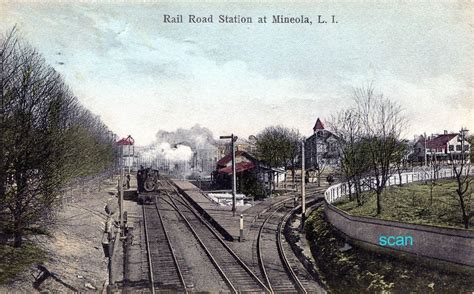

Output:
xmin=410 ymin=131 xmax=471 ymax=164
xmin=304 ymin=118 xmax=339 ymax=169
xmin=213 ymin=150 xmax=285 ymax=197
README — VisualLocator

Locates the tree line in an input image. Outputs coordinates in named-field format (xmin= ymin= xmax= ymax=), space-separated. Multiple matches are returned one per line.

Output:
xmin=255 ymin=85 xmax=406 ymax=211
xmin=254 ymin=84 xmax=471 ymax=227
xmin=0 ymin=28 xmax=117 ymax=247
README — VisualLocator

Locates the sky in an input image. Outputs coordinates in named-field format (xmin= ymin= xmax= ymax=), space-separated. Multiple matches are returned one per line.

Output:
xmin=1 ymin=1 xmax=473 ymax=145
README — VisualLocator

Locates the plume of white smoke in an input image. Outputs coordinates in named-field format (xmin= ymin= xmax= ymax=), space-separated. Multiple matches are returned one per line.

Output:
xmin=140 ymin=143 xmax=192 ymax=162
xmin=139 ymin=125 xmax=219 ymax=179
xmin=158 ymin=142 xmax=193 ymax=161
xmin=155 ymin=124 xmax=217 ymax=150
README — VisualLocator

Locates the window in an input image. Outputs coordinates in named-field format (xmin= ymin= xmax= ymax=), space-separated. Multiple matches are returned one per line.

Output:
xmin=449 ymin=145 xmax=454 ymax=151
xmin=456 ymin=145 xmax=462 ymax=151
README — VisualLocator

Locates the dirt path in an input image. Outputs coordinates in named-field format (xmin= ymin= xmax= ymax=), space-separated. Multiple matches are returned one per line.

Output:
xmin=0 ymin=176 xmax=118 ymax=293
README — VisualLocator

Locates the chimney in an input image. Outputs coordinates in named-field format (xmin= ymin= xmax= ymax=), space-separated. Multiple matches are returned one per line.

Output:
xmin=444 ymin=130 xmax=448 ymax=135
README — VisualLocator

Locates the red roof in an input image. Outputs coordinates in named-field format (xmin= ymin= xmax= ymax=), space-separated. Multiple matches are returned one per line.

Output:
xmin=313 ymin=118 xmax=325 ymax=131
xmin=116 ymin=136 xmax=134 ymax=145
xmin=425 ymin=134 xmax=456 ymax=149
xmin=218 ymin=161 xmax=255 ymax=174
xmin=216 ymin=150 xmax=246 ymax=166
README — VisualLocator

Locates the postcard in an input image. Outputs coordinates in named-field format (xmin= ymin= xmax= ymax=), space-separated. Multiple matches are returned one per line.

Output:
xmin=0 ymin=1 xmax=473 ymax=293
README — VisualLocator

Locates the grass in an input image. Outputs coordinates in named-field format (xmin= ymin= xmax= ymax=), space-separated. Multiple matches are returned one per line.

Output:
xmin=0 ymin=243 xmax=46 ymax=284
xmin=305 ymin=207 xmax=474 ymax=293
xmin=335 ymin=178 xmax=473 ymax=229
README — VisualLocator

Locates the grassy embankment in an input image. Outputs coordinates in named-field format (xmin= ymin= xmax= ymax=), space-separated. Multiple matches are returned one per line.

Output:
xmin=336 ymin=178 xmax=473 ymax=229
xmin=305 ymin=207 xmax=474 ymax=293
xmin=0 ymin=243 xmax=45 ymax=284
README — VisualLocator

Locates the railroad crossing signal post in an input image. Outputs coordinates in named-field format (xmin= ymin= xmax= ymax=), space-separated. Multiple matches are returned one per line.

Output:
xmin=220 ymin=134 xmax=238 ymax=216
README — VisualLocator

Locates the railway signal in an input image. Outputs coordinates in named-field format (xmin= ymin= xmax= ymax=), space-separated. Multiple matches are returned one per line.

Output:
xmin=219 ymin=134 xmax=238 ymax=216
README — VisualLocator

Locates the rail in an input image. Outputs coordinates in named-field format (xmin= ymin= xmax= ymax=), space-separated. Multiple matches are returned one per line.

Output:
xmin=163 ymin=180 xmax=271 ymax=293
xmin=142 ymin=199 xmax=187 ymax=293
xmin=161 ymin=195 xmax=237 ymax=293
xmin=152 ymin=201 xmax=188 ymax=293
xmin=141 ymin=204 xmax=156 ymax=294
xmin=278 ymin=206 xmax=307 ymax=294
xmin=257 ymin=199 xmax=307 ymax=293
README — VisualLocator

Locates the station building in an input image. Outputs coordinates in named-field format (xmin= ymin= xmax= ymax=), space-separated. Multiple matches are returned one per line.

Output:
xmin=304 ymin=118 xmax=340 ymax=170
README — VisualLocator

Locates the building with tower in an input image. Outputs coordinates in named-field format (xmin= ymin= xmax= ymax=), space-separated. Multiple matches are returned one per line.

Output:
xmin=304 ymin=118 xmax=339 ymax=169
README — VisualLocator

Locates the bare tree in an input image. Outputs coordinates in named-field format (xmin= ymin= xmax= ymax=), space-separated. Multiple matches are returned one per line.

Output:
xmin=0 ymin=27 xmax=21 ymax=210
xmin=313 ymin=157 xmax=327 ymax=187
xmin=287 ymin=129 xmax=302 ymax=184
xmin=394 ymin=140 xmax=409 ymax=187
xmin=421 ymin=161 xmax=442 ymax=206
xmin=1 ymin=28 xmax=117 ymax=247
xmin=354 ymin=85 xmax=406 ymax=214
xmin=256 ymin=126 xmax=301 ymax=192
xmin=328 ymin=109 xmax=369 ymax=205
xmin=449 ymin=128 xmax=472 ymax=228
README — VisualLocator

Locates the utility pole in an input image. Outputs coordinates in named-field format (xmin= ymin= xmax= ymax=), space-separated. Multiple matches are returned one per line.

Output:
xmin=301 ymin=140 xmax=306 ymax=219
xmin=119 ymin=145 xmax=124 ymax=231
xmin=220 ymin=134 xmax=238 ymax=216
xmin=423 ymin=133 xmax=428 ymax=166
xmin=232 ymin=136 xmax=237 ymax=216
xmin=128 ymin=144 xmax=131 ymax=175
xmin=459 ymin=127 xmax=469 ymax=164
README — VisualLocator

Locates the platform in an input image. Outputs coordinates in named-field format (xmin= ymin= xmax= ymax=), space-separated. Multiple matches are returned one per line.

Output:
xmin=172 ymin=180 xmax=325 ymax=241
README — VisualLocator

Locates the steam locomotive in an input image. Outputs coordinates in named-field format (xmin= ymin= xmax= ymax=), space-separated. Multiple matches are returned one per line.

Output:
xmin=136 ymin=167 xmax=160 ymax=204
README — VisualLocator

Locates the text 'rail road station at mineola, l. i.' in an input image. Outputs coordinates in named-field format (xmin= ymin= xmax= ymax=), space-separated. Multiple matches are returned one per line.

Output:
xmin=163 ymin=14 xmax=338 ymax=25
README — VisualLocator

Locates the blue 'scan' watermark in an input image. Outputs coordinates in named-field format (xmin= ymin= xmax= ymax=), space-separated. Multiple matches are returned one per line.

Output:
xmin=379 ymin=235 xmax=413 ymax=247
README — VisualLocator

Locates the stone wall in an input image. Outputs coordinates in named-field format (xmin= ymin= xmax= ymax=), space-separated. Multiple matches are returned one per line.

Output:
xmin=325 ymin=203 xmax=474 ymax=267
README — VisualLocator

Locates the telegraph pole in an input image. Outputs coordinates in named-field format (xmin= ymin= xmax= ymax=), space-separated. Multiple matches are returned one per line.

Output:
xmin=301 ymin=140 xmax=306 ymax=218
xmin=231 ymin=135 xmax=237 ymax=216
xmin=424 ymin=132 xmax=427 ymax=166
xmin=220 ymin=134 xmax=238 ymax=216
xmin=119 ymin=145 xmax=124 ymax=231
xmin=128 ymin=144 xmax=131 ymax=175
xmin=459 ymin=127 xmax=469 ymax=164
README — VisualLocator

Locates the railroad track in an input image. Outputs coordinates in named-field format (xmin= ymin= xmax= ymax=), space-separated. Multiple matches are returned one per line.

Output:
xmin=162 ymin=180 xmax=270 ymax=293
xmin=256 ymin=200 xmax=303 ymax=293
xmin=256 ymin=196 xmax=324 ymax=294
xmin=142 ymin=199 xmax=187 ymax=293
